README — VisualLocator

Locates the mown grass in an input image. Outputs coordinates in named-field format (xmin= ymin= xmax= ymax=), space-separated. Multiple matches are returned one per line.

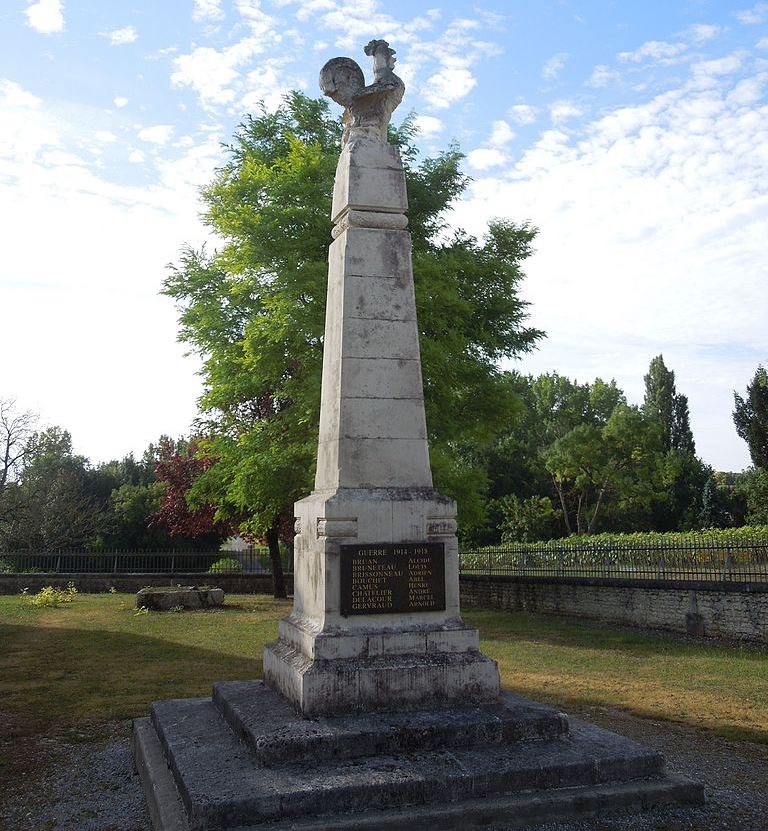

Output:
xmin=0 ymin=593 xmax=766 ymax=746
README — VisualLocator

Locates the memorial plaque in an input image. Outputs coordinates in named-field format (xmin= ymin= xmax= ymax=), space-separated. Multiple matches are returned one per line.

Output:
xmin=340 ymin=542 xmax=446 ymax=616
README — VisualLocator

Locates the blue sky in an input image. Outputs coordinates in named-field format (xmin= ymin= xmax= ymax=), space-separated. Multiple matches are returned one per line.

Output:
xmin=1 ymin=1 xmax=767 ymax=471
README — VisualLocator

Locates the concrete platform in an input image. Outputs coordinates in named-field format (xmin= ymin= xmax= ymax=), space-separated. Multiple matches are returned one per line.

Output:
xmin=133 ymin=683 xmax=703 ymax=830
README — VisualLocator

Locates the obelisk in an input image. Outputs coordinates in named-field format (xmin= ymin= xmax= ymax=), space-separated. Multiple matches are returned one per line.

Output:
xmin=263 ymin=39 xmax=500 ymax=714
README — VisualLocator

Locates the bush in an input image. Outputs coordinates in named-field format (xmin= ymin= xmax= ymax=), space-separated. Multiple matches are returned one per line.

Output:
xmin=0 ymin=558 xmax=16 ymax=574
xmin=499 ymin=495 xmax=560 ymax=543
xmin=21 ymin=582 xmax=78 ymax=608
xmin=207 ymin=557 xmax=242 ymax=574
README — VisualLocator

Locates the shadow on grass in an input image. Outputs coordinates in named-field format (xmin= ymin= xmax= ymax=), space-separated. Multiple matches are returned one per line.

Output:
xmin=463 ymin=607 xmax=768 ymax=746
xmin=0 ymin=623 xmax=262 ymax=742
xmin=464 ymin=607 xmax=766 ymax=659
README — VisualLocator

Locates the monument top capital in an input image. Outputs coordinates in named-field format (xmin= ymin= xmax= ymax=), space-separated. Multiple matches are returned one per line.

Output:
xmin=319 ymin=40 xmax=405 ymax=145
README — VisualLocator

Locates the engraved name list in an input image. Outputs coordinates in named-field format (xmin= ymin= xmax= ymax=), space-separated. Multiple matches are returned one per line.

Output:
xmin=339 ymin=542 xmax=446 ymax=616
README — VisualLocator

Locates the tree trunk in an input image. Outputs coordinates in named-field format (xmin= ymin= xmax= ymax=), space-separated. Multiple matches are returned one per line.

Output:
xmin=575 ymin=492 xmax=584 ymax=535
xmin=553 ymin=477 xmax=572 ymax=534
xmin=265 ymin=522 xmax=287 ymax=599
xmin=587 ymin=483 xmax=607 ymax=535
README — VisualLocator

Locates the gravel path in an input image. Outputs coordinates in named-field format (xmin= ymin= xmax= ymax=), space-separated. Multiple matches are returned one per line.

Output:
xmin=1 ymin=708 xmax=766 ymax=831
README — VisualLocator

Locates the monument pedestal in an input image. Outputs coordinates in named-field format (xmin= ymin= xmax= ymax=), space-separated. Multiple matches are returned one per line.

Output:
xmin=264 ymin=487 xmax=499 ymax=715
xmin=134 ymin=681 xmax=703 ymax=831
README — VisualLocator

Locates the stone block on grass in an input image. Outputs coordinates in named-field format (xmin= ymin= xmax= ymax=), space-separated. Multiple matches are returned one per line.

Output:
xmin=136 ymin=586 xmax=224 ymax=611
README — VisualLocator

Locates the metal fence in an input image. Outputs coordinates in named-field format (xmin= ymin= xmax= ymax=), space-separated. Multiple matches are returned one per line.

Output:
xmin=459 ymin=538 xmax=768 ymax=583
xmin=0 ymin=547 xmax=293 ymax=576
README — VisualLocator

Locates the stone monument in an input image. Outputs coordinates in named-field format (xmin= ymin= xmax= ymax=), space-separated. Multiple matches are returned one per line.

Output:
xmin=133 ymin=41 xmax=703 ymax=831
xmin=262 ymin=37 xmax=499 ymax=716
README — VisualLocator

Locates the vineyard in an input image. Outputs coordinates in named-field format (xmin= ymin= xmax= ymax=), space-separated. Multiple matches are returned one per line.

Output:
xmin=460 ymin=526 xmax=768 ymax=582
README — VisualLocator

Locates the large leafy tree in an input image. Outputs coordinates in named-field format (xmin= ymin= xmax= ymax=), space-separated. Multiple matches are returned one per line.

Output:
xmin=734 ymin=365 xmax=768 ymax=470
xmin=163 ymin=92 xmax=542 ymax=575
xmin=543 ymin=405 xmax=664 ymax=535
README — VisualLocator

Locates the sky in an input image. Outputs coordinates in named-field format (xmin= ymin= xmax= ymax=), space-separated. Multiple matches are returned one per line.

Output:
xmin=1 ymin=0 xmax=766 ymax=472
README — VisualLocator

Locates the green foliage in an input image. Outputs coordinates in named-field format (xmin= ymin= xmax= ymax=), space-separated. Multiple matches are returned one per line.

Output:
xmin=164 ymin=93 xmax=541 ymax=538
xmin=467 ymin=524 xmax=768 ymax=553
xmin=20 ymin=582 xmax=77 ymax=608
xmin=499 ymin=495 xmax=560 ymax=543
xmin=208 ymin=557 xmax=243 ymax=574
xmin=734 ymin=365 xmax=768 ymax=469
xmin=643 ymin=354 xmax=694 ymax=453
xmin=699 ymin=476 xmax=732 ymax=529
xmin=543 ymin=404 xmax=665 ymax=534
xmin=740 ymin=468 xmax=768 ymax=525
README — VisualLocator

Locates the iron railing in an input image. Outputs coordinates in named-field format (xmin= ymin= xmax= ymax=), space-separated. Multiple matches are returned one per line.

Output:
xmin=0 ymin=547 xmax=292 ymax=576
xmin=460 ymin=538 xmax=768 ymax=583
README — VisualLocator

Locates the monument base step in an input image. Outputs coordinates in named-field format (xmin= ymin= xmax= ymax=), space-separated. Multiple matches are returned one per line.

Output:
xmin=133 ymin=684 xmax=703 ymax=831
xmin=213 ymin=680 xmax=568 ymax=764
xmin=263 ymin=640 xmax=500 ymax=715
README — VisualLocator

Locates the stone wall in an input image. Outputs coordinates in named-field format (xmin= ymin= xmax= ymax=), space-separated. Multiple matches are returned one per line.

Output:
xmin=0 ymin=572 xmax=294 ymax=596
xmin=460 ymin=574 xmax=768 ymax=643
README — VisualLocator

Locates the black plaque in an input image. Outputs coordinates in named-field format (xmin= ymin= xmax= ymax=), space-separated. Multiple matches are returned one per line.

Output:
xmin=339 ymin=542 xmax=446 ymax=616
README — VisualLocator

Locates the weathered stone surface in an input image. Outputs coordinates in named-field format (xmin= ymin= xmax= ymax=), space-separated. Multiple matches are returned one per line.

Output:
xmin=134 ymin=685 xmax=702 ymax=831
xmin=213 ymin=680 xmax=568 ymax=765
xmin=136 ymin=586 xmax=224 ymax=611
xmin=263 ymin=641 xmax=500 ymax=715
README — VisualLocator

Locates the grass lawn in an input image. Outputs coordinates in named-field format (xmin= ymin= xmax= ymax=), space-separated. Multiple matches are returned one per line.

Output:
xmin=1 ymin=593 xmax=766 ymax=747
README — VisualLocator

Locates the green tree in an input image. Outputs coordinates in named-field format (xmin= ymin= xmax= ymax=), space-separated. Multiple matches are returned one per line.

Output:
xmin=643 ymin=354 xmax=694 ymax=453
xmin=544 ymin=405 xmax=664 ymax=534
xmin=499 ymin=494 xmax=560 ymax=543
xmin=2 ymin=427 xmax=107 ymax=550
xmin=698 ymin=476 xmax=731 ymax=528
xmin=642 ymin=355 xmax=706 ymax=530
xmin=744 ymin=468 xmax=768 ymax=524
xmin=734 ymin=365 xmax=768 ymax=469
xmin=163 ymin=93 xmax=542 ymax=570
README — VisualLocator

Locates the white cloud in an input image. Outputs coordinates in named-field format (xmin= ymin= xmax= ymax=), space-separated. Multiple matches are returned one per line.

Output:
xmin=128 ymin=149 xmax=145 ymax=163
xmin=489 ymin=120 xmax=515 ymax=147
xmin=735 ymin=2 xmax=768 ymax=24
xmin=1 ymin=78 xmax=42 ymax=110
xmin=542 ymin=52 xmax=568 ymax=80
xmin=686 ymin=23 xmax=722 ymax=43
xmin=619 ymin=40 xmax=687 ymax=63
xmin=25 ymin=0 xmax=64 ymax=34
xmin=549 ymin=100 xmax=583 ymax=124
xmin=137 ymin=125 xmax=174 ymax=145
xmin=413 ymin=114 xmax=443 ymax=137
xmin=113 ymin=96 xmax=129 ymax=108
xmin=727 ymin=73 xmax=768 ymax=104
xmin=466 ymin=147 xmax=508 ymax=171
xmin=508 ymin=104 xmax=537 ymax=125
xmin=193 ymin=0 xmax=225 ymax=22
xmin=587 ymin=65 xmax=619 ymax=88
xmin=0 ymin=79 xmax=58 ymax=163
xmin=422 ymin=67 xmax=476 ymax=108
xmin=94 ymin=130 xmax=116 ymax=143
xmin=172 ymin=39 xmax=263 ymax=106
xmin=451 ymin=61 xmax=768 ymax=471
xmin=102 ymin=26 xmax=138 ymax=46
xmin=0 ymin=94 xmax=215 ymax=466
xmin=691 ymin=53 xmax=744 ymax=88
